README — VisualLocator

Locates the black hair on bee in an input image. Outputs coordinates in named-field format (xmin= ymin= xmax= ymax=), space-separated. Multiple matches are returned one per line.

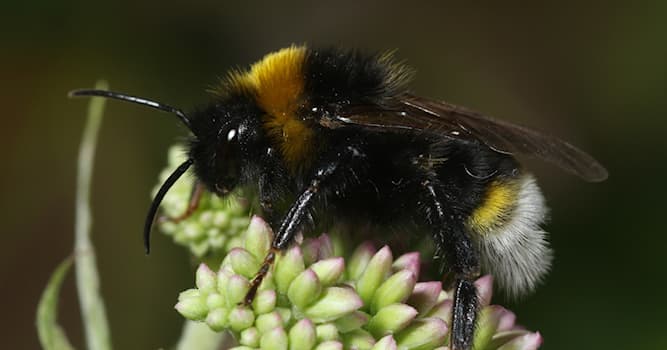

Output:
xmin=70 ymin=45 xmax=607 ymax=350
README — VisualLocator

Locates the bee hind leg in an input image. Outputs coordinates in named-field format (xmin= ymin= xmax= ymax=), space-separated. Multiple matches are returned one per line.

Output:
xmin=421 ymin=179 xmax=480 ymax=350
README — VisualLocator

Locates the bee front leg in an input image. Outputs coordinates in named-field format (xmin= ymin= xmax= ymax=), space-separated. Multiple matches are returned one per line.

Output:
xmin=243 ymin=179 xmax=320 ymax=304
xmin=421 ymin=180 xmax=480 ymax=350
xmin=243 ymin=144 xmax=367 ymax=305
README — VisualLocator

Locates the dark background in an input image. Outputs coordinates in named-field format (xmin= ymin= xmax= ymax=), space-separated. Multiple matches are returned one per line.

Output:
xmin=3 ymin=1 xmax=665 ymax=349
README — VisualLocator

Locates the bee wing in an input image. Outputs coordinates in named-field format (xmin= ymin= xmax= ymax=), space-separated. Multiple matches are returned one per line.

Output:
xmin=326 ymin=94 xmax=608 ymax=182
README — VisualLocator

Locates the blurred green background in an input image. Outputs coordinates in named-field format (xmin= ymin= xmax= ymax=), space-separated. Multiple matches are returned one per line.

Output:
xmin=2 ymin=1 xmax=666 ymax=349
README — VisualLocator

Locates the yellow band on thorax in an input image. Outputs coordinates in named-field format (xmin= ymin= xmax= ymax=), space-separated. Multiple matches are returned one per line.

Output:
xmin=229 ymin=45 xmax=314 ymax=172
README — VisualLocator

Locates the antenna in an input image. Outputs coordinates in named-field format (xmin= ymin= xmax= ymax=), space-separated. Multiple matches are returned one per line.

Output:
xmin=143 ymin=158 xmax=194 ymax=253
xmin=69 ymin=89 xmax=192 ymax=129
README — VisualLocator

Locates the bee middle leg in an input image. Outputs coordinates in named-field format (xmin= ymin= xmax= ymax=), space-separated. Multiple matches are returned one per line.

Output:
xmin=421 ymin=179 xmax=480 ymax=350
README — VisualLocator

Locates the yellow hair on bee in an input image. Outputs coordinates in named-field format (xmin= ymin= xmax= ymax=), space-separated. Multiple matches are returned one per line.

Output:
xmin=468 ymin=180 xmax=518 ymax=234
xmin=376 ymin=49 xmax=415 ymax=95
xmin=227 ymin=45 xmax=313 ymax=171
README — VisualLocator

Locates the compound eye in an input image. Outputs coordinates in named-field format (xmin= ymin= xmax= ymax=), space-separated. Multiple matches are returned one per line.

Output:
xmin=213 ymin=126 xmax=241 ymax=194
xmin=226 ymin=129 xmax=237 ymax=142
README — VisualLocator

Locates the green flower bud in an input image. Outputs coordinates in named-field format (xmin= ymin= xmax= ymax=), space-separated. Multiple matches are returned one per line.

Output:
xmin=252 ymin=290 xmax=277 ymax=315
xmin=367 ymin=303 xmax=418 ymax=338
xmin=496 ymin=332 xmax=542 ymax=350
xmin=259 ymin=327 xmax=288 ymax=350
xmin=370 ymin=270 xmax=416 ymax=313
xmin=490 ymin=331 xmax=528 ymax=348
xmin=346 ymin=242 xmax=376 ymax=280
xmin=239 ymin=327 xmax=260 ymax=347
xmin=228 ymin=306 xmax=255 ymax=332
xmin=195 ymin=264 xmax=217 ymax=293
xmin=395 ymin=318 xmax=448 ymax=350
xmin=425 ymin=300 xmax=452 ymax=323
xmin=342 ymin=329 xmax=375 ymax=350
xmin=244 ymin=216 xmax=272 ymax=260
xmin=304 ymin=287 xmax=363 ymax=323
xmin=205 ymin=307 xmax=228 ymax=331
xmin=288 ymin=269 xmax=322 ymax=309
xmin=228 ymin=248 xmax=260 ymax=278
xmin=255 ymin=311 xmax=284 ymax=334
xmin=310 ymin=257 xmax=345 ymax=287
xmin=225 ymin=274 xmax=250 ymax=307
xmin=372 ymin=335 xmax=397 ymax=350
xmin=475 ymin=275 xmax=494 ymax=308
xmin=356 ymin=246 xmax=393 ymax=307
xmin=175 ymin=294 xmax=208 ymax=321
xmin=407 ymin=282 xmax=442 ymax=315
xmin=316 ymin=323 xmax=340 ymax=342
xmin=274 ymin=246 xmax=306 ymax=294
xmin=495 ymin=307 xmax=517 ymax=333
xmin=216 ymin=267 xmax=233 ymax=294
xmin=206 ymin=293 xmax=225 ymax=310
xmin=333 ymin=311 xmax=369 ymax=333
xmin=474 ymin=307 xmax=502 ymax=350
xmin=178 ymin=288 xmax=200 ymax=300
xmin=183 ymin=222 xmax=205 ymax=240
xmin=288 ymin=319 xmax=317 ymax=350
xmin=303 ymin=234 xmax=335 ymax=265
xmin=208 ymin=234 xmax=226 ymax=249
xmin=211 ymin=211 xmax=230 ymax=228
xmin=314 ymin=341 xmax=343 ymax=350
xmin=392 ymin=252 xmax=420 ymax=277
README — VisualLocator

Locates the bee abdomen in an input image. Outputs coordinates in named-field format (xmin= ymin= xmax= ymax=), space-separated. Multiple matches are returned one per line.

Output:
xmin=469 ymin=174 xmax=552 ymax=297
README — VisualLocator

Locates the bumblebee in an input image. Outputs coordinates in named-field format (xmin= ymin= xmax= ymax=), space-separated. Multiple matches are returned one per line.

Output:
xmin=71 ymin=45 xmax=607 ymax=350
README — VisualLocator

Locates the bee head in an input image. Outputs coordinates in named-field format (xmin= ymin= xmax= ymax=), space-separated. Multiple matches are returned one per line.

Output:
xmin=188 ymin=104 xmax=244 ymax=196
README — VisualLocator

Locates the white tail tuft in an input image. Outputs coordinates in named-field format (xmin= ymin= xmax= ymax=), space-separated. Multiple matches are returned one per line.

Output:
xmin=476 ymin=175 xmax=552 ymax=297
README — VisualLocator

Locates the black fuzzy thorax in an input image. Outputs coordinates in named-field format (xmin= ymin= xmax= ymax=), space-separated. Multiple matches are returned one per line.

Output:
xmin=305 ymin=48 xmax=403 ymax=105
xmin=304 ymin=48 xmax=411 ymax=111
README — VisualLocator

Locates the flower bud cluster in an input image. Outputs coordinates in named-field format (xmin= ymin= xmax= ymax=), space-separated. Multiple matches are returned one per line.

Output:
xmin=155 ymin=145 xmax=252 ymax=258
xmin=175 ymin=217 xmax=541 ymax=350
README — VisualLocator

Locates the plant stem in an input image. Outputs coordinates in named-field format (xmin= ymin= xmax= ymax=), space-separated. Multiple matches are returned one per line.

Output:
xmin=74 ymin=80 xmax=112 ymax=350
